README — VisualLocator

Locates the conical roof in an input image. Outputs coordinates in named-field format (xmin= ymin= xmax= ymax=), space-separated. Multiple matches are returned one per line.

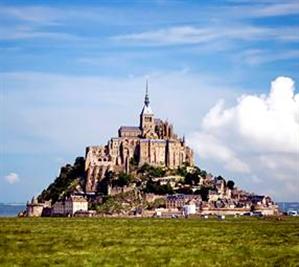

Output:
xmin=141 ymin=80 xmax=153 ymax=115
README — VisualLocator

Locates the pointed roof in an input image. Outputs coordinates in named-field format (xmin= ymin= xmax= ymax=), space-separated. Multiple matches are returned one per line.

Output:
xmin=145 ymin=80 xmax=150 ymax=106
xmin=141 ymin=80 xmax=153 ymax=115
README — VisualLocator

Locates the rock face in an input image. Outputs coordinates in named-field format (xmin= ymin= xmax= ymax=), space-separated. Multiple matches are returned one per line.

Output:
xmin=85 ymin=87 xmax=194 ymax=193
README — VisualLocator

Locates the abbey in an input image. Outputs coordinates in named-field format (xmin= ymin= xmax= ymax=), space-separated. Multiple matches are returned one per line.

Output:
xmin=85 ymin=82 xmax=194 ymax=192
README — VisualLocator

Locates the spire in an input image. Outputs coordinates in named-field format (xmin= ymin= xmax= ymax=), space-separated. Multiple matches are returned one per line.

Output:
xmin=140 ymin=79 xmax=153 ymax=115
xmin=144 ymin=79 xmax=150 ymax=107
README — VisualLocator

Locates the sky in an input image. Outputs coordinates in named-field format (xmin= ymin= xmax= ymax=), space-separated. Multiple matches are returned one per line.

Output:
xmin=0 ymin=0 xmax=298 ymax=203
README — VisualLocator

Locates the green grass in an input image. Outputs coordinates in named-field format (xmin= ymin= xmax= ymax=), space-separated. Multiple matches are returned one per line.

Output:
xmin=0 ymin=217 xmax=299 ymax=267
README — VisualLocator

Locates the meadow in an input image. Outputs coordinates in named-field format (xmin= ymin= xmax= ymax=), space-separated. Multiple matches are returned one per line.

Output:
xmin=0 ymin=217 xmax=298 ymax=267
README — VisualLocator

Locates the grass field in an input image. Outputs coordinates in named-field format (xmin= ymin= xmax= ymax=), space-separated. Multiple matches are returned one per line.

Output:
xmin=0 ymin=217 xmax=299 ymax=266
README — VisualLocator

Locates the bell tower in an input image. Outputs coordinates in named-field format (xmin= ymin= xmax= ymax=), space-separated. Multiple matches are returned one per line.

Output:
xmin=140 ymin=80 xmax=155 ymax=138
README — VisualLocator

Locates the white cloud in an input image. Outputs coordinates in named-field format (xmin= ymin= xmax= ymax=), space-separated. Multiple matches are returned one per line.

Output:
xmin=4 ymin=173 xmax=20 ymax=184
xmin=0 ymin=24 xmax=82 ymax=41
xmin=249 ymin=2 xmax=299 ymax=17
xmin=188 ymin=76 xmax=299 ymax=200
xmin=239 ymin=49 xmax=299 ymax=65
xmin=188 ymin=132 xmax=250 ymax=173
xmin=0 ymin=6 xmax=62 ymax=24
xmin=112 ymin=25 xmax=299 ymax=46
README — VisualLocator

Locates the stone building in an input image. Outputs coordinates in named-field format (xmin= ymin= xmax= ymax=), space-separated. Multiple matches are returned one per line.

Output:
xmin=52 ymin=195 xmax=88 ymax=216
xmin=85 ymin=83 xmax=194 ymax=192
xmin=65 ymin=195 xmax=88 ymax=215
xmin=166 ymin=194 xmax=202 ymax=209
xmin=26 ymin=197 xmax=51 ymax=217
xmin=52 ymin=201 xmax=65 ymax=216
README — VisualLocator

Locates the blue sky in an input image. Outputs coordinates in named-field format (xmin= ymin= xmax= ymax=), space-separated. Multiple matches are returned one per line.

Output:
xmin=1 ymin=0 xmax=299 ymax=202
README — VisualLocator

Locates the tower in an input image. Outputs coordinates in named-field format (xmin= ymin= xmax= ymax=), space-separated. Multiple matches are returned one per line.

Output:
xmin=140 ymin=80 xmax=155 ymax=138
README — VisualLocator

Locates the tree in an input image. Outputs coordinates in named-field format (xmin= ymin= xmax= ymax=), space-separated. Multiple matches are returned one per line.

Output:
xmin=194 ymin=187 xmax=212 ymax=201
xmin=115 ymin=172 xmax=133 ymax=187
xmin=144 ymin=180 xmax=173 ymax=195
xmin=138 ymin=163 xmax=151 ymax=174
xmin=176 ymin=166 xmax=188 ymax=177
xmin=129 ymin=157 xmax=138 ymax=167
xmin=38 ymin=157 xmax=86 ymax=204
xmin=227 ymin=180 xmax=235 ymax=190
xmin=106 ymin=171 xmax=115 ymax=181
xmin=200 ymin=170 xmax=207 ymax=179
xmin=184 ymin=172 xmax=200 ymax=185
xmin=216 ymin=175 xmax=224 ymax=181
xmin=177 ymin=187 xmax=193 ymax=195
xmin=137 ymin=163 xmax=165 ymax=178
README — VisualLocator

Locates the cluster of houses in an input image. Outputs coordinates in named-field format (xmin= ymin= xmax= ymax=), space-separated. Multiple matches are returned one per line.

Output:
xmin=25 ymin=195 xmax=90 ymax=217
xmin=149 ymin=173 xmax=279 ymax=217
xmin=24 ymin=171 xmax=279 ymax=217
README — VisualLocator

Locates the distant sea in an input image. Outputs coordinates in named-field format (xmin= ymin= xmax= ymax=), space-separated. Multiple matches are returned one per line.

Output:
xmin=277 ymin=202 xmax=299 ymax=213
xmin=0 ymin=204 xmax=25 ymax=217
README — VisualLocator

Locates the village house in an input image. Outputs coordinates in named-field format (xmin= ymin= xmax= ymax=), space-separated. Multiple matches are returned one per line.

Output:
xmin=52 ymin=195 xmax=88 ymax=216
xmin=65 ymin=195 xmax=88 ymax=215
xmin=166 ymin=194 xmax=202 ymax=210
xmin=52 ymin=201 xmax=65 ymax=216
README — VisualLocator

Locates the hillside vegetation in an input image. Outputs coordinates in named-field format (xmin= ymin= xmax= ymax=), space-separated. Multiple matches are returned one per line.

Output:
xmin=38 ymin=157 xmax=85 ymax=204
xmin=36 ymin=157 xmax=239 ymax=214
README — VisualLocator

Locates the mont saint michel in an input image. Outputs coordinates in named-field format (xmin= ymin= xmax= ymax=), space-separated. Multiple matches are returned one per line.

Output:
xmin=85 ymin=83 xmax=194 ymax=193
xmin=23 ymin=83 xmax=279 ymax=218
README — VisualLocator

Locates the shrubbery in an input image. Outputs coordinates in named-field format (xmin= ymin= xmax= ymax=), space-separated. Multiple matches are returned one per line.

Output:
xmin=138 ymin=163 xmax=166 ymax=177
xmin=144 ymin=179 xmax=173 ymax=195
xmin=194 ymin=186 xmax=213 ymax=201
xmin=146 ymin=198 xmax=166 ymax=210
xmin=114 ymin=172 xmax=134 ymax=187
xmin=38 ymin=157 xmax=85 ymax=204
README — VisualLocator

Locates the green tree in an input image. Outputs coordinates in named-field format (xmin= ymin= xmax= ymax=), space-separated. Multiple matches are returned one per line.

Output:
xmin=138 ymin=164 xmax=165 ymax=178
xmin=184 ymin=172 xmax=200 ymax=185
xmin=38 ymin=157 xmax=85 ymax=204
xmin=129 ymin=157 xmax=138 ymax=167
xmin=144 ymin=180 xmax=173 ymax=195
xmin=194 ymin=187 xmax=212 ymax=201
xmin=138 ymin=163 xmax=151 ymax=174
xmin=227 ymin=180 xmax=235 ymax=190
xmin=200 ymin=170 xmax=207 ymax=178
xmin=115 ymin=172 xmax=133 ymax=187
xmin=176 ymin=166 xmax=188 ymax=177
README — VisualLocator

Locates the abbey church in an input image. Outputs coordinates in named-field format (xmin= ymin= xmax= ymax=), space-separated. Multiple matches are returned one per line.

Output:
xmin=85 ymin=82 xmax=194 ymax=192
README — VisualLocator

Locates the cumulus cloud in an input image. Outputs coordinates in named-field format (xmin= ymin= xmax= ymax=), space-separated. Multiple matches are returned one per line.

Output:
xmin=189 ymin=132 xmax=250 ymax=173
xmin=188 ymin=76 xmax=299 ymax=200
xmin=4 ymin=173 xmax=20 ymax=184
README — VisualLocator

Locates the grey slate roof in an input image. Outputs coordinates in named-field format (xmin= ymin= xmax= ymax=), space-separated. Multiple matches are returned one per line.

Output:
xmin=119 ymin=126 xmax=141 ymax=132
